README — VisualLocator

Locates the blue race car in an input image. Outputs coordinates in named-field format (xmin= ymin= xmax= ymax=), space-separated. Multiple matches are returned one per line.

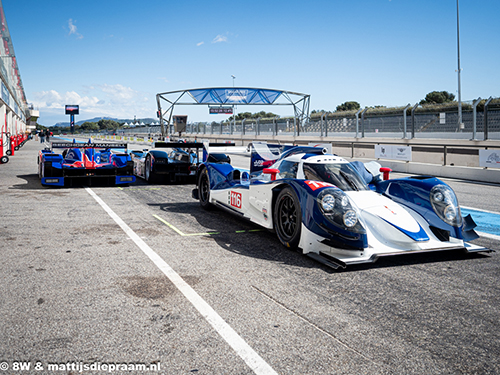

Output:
xmin=38 ymin=141 xmax=135 ymax=187
xmin=192 ymin=142 xmax=490 ymax=269
xmin=131 ymin=142 xmax=231 ymax=184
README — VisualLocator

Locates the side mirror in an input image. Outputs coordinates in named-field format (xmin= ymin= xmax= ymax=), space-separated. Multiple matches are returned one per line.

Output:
xmin=241 ymin=171 xmax=250 ymax=185
xmin=263 ymin=168 xmax=280 ymax=181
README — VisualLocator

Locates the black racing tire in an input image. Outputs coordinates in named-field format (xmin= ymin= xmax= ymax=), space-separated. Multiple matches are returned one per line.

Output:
xmin=0 ymin=155 xmax=8 ymax=164
xmin=274 ymin=186 xmax=302 ymax=250
xmin=14 ymin=146 xmax=19 ymax=151
xmin=145 ymin=155 xmax=154 ymax=183
xmin=198 ymin=168 xmax=212 ymax=210
xmin=6 ymin=150 xmax=11 ymax=156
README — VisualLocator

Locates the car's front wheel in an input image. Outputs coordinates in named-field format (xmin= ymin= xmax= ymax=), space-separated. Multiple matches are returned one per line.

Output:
xmin=274 ymin=186 xmax=301 ymax=250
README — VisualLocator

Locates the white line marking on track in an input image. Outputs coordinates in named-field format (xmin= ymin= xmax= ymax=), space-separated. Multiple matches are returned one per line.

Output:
xmin=461 ymin=206 xmax=500 ymax=216
xmin=477 ymin=232 xmax=500 ymax=241
xmin=85 ymin=187 xmax=278 ymax=375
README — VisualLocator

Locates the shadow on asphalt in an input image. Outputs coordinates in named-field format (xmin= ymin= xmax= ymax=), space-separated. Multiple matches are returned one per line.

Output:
xmin=149 ymin=200 xmax=327 ymax=272
xmin=11 ymin=174 xmax=141 ymax=190
xmin=10 ymin=174 xmax=48 ymax=190
xmin=341 ymin=249 xmax=492 ymax=273
xmin=149 ymin=201 xmax=494 ymax=273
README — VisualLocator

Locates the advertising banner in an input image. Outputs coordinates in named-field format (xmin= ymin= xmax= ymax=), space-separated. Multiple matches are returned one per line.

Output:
xmin=479 ymin=149 xmax=500 ymax=168
xmin=375 ymin=145 xmax=412 ymax=161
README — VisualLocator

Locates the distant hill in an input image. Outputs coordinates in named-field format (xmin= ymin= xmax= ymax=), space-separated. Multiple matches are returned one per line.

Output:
xmin=52 ymin=117 xmax=157 ymax=127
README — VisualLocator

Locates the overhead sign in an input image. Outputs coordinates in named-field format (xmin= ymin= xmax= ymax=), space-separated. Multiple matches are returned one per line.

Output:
xmin=209 ymin=106 xmax=233 ymax=114
xmin=375 ymin=145 xmax=412 ymax=161
xmin=65 ymin=105 xmax=79 ymax=115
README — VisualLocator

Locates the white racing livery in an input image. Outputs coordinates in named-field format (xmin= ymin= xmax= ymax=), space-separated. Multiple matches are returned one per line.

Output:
xmin=192 ymin=143 xmax=490 ymax=269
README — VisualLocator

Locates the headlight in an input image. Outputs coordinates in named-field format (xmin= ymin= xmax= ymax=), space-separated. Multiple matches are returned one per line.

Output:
xmin=444 ymin=205 xmax=457 ymax=221
xmin=317 ymin=188 xmax=364 ymax=234
xmin=430 ymin=185 xmax=462 ymax=227
xmin=321 ymin=194 xmax=335 ymax=212
xmin=343 ymin=210 xmax=357 ymax=227
xmin=432 ymin=191 xmax=444 ymax=202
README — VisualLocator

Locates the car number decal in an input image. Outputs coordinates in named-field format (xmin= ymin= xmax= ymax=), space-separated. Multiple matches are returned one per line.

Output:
xmin=304 ymin=180 xmax=335 ymax=191
xmin=229 ymin=191 xmax=242 ymax=209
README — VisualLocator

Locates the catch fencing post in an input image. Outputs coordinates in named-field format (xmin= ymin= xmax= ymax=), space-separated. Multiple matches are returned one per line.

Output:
xmin=403 ymin=104 xmax=411 ymax=139
xmin=410 ymin=103 xmax=419 ymax=139
xmin=355 ymin=109 xmax=363 ymax=138
xmin=483 ymin=96 xmax=493 ymax=141
xmin=472 ymin=97 xmax=481 ymax=140
xmin=320 ymin=112 xmax=325 ymax=137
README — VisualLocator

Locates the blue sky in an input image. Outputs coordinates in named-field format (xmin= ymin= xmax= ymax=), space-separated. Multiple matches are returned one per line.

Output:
xmin=4 ymin=0 xmax=500 ymax=126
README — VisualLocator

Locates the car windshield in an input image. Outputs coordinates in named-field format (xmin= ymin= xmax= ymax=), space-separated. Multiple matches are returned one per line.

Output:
xmin=303 ymin=162 xmax=369 ymax=191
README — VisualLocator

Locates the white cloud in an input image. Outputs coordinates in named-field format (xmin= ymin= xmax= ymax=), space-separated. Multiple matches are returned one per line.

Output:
xmin=96 ymin=83 xmax=137 ymax=100
xmin=32 ymin=84 xmax=155 ymax=125
xmin=197 ymin=41 xmax=204 ymax=46
xmin=68 ymin=19 xmax=83 ymax=39
xmin=212 ymin=34 xmax=228 ymax=43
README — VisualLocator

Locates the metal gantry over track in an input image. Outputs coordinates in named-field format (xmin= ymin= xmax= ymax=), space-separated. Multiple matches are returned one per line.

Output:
xmin=156 ymin=87 xmax=310 ymax=137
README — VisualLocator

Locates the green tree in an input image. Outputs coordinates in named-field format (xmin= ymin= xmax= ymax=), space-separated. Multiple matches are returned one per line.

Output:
xmin=97 ymin=119 xmax=120 ymax=131
xmin=80 ymin=121 xmax=99 ymax=131
xmin=336 ymin=101 xmax=361 ymax=112
xmin=420 ymin=91 xmax=455 ymax=105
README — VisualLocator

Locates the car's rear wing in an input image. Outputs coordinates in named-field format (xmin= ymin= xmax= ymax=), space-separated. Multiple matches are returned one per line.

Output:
xmin=154 ymin=141 xmax=236 ymax=163
xmin=51 ymin=142 xmax=128 ymax=149
xmin=250 ymin=142 xmax=284 ymax=175
xmin=154 ymin=142 xmax=235 ymax=149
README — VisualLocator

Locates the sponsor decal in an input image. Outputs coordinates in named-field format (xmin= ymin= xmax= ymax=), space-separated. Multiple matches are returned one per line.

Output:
xmin=262 ymin=208 xmax=268 ymax=221
xmin=384 ymin=205 xmax=397 ymax=215
xmin=304 ymin=180 xmax=334 ymax=191
xmin=229 ymin=191 xmax=242 ymax=209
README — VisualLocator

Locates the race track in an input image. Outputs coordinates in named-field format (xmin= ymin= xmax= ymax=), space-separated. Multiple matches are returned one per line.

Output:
xmin=1 ymin=139 xmax=499 ymax=375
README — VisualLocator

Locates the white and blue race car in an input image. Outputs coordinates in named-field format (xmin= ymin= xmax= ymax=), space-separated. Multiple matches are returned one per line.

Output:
xmin=192 ymin=142 xmax=491 ymax=269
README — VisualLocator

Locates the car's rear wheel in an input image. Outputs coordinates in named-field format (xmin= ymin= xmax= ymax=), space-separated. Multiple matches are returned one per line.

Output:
xmin=274 ymin=187 xmax=301 ymax=250
xmin=145 ymin=156 xmax=153 ymax=183
xmin=198 ymin=168 xmax=212 ymax=210
xmin=1 ymin=155 xmax=8 ymax=164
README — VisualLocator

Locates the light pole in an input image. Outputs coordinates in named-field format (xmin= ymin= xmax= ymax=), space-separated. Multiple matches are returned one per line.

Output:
xmin=231 ymin=75 xmax=236 ymax=132
xmin=456 ymin=0 xmax=463 ymax=128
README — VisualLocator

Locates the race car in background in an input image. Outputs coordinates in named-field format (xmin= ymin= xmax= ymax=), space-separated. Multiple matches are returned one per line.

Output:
xmin=38 ymin=141 xmax=135 ymax=187
xmin=192 ymin=142 xmax=490 ymax=269
xmin=131 ymin=142 xmax=232 ymax=184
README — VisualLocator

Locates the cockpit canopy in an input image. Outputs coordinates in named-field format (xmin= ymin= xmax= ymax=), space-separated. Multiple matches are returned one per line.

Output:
xmin=266 ymin=154 xmax=370 ymax=191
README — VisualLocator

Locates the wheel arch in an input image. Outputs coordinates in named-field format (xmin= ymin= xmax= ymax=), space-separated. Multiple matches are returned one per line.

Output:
xmin=271 ymin=182 xmax=301 ymax=218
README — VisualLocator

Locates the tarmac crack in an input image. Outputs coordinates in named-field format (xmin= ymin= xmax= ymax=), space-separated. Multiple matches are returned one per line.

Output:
xmin=251 ymin=285 xmax=387 ymax=368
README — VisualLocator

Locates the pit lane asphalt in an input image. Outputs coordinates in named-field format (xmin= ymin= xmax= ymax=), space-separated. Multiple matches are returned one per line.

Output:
xmin=1 ymin=139 xmax=499 ymax=375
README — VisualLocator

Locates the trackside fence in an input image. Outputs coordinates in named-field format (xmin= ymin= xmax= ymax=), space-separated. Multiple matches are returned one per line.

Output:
xmin=116 ymin=100 xmax=500 ymax=141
